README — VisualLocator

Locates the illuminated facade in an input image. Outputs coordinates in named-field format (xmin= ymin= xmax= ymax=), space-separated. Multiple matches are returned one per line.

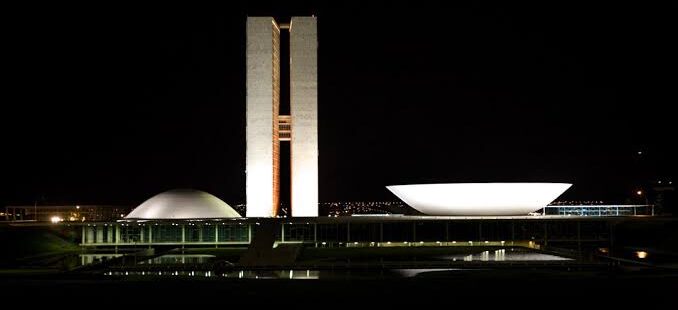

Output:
xmin=246 ymin=17 xmax=318 ymax=217
xmin=125 ymin=189 xmax=241 ymax=220
xmin=387 ymin=183 xmax=572 ymax=216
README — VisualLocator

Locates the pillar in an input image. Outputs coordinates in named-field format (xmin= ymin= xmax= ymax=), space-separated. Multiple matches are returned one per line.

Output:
xmin=115 ymin=225 xmax=121 ymax=244
xmin=379 ymin=223 xmax=384 ymax=242
xmin=86 ymin=226 xmax=94 ymax=244
xmin=347 ymin=222 xmax=350 ymax=242
xmin=107 ymin=226 xmax=113 ymax=243
xmin=181 ymin=225 xmax=185 ymax=245
xmin=281 ymin=223 xmax=285 ymax=243
xmin=445 ymin=222 xmax=449 ymax=241
xmin=215 ymin=224 xmax=219 ymax=247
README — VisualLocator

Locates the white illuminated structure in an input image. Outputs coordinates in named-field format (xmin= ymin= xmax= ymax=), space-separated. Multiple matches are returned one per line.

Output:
xmin=386 ymin=183 xmax=572 ymax=216
xmin=125 ymin=189 xmax=241 ymax=220
xmin=246 ymin=17 xmax=318 ymax=217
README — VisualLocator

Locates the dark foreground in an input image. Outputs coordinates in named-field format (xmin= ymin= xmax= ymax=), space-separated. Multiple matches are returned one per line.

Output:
xmin=2 ymin=267 xmax=676 ymax=306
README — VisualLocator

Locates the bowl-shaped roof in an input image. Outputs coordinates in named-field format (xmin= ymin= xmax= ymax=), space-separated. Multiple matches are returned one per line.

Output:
xmin=125 ymin=189 xmax=241 ymax=219
xmin=386 ymin=183 xmax=571 ymax=216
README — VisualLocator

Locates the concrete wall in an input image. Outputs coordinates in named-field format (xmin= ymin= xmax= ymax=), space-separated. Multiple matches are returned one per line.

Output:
xmin=246 ymin=17 xmax=279 ymax=217
xmin=290 ymin=17 xmax=319 ymax=217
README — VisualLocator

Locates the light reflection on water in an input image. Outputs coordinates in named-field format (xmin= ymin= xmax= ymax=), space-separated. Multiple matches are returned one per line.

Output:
xmin=140 ymin=254 xmax=216 ymax=265
xmin=393 ymin=268 xmax=466 ymax=278
xmin=105 ymin=269 xmax=319 ymax=279
xmin=439 ymin=249 xmax=572 ymax=262
xmin=80 ymin=254 xmax=124 ymax=266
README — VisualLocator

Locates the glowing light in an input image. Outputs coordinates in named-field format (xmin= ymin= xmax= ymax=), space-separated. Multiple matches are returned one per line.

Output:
xmin=50 ymin=216 xmax=62 ymax=224
xmin=386 ymin=183 xmax=572 ymax=215
xmin=636 ymin=190 xmax=643 ymax=196
xmin=76 ymin=205 xmax=80 ymax=209
xmin=635 ymin=251 xmax=648 ymax=259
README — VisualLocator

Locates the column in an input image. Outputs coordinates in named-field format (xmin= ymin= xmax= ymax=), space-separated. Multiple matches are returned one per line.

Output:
xmin=115 ymin=225 xmax=121 ymax=244
xmin=215 ymin=224 xmax=219 ymax=248
xmin=107 ymin=226 xmax=113 ymax=243
xmin=96 ymin=226 xmax=103 ymax=243
xmin=148 ymin=225 xmax=153 ymax=245
xmin=86 ymin=226 xmax=94 ymax=244
xmin=412 ymin=222 xmax=417 ymax=242
xmin=347 ymin=222 xmax=350 ymax=242
xmin=379 ymin=223 xmax=384 ymax=242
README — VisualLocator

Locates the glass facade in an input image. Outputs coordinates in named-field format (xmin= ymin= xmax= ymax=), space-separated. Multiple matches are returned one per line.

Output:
xmin=544 ymin=205 xmax=653 ymax=216
xmin=78 ymin=219 xmax=615 ymax=249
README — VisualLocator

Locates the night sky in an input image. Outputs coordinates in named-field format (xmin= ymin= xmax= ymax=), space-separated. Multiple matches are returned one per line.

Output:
xmin=4 ymin=2 xmax=676 ymax=208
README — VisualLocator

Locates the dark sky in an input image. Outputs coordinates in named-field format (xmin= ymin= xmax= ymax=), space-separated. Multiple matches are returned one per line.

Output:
xmin=4 ymin=2 xmax=676 ymax=207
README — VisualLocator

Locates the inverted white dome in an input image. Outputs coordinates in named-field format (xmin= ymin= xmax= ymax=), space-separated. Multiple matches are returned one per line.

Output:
xmin=125 ymin=189 xmax=241 ymax=219
xmin=386 ymin=183 xmax=572 ymax=216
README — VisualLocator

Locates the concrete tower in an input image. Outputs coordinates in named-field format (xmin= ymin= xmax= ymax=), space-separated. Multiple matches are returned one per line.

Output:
xmin=246 ymin=17 xmax=318 ymax=217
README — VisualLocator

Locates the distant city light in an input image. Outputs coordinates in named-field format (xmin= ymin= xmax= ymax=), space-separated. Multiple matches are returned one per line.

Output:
xmin=636 ymin=190 xmax=643 ymax=196
xmin=76 ymin=205 xmax=80 ymax=209
xmin=635 ymin=251 xmax=648 ymax=259
xmin=50 ymin=216 xmax=62 ymax=223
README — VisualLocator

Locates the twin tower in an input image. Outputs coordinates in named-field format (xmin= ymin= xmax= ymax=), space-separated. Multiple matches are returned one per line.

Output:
xmin=246 ymin=17 xmax=318 ymax=217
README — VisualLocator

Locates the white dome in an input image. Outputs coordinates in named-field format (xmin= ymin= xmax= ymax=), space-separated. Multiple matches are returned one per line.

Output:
xmin=125 ymin=189 xmax=241 ymax=219
xmin=387 ymin=183 xmax=571 ymax=216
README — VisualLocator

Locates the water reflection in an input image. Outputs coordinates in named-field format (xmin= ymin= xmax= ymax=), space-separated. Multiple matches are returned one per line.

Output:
xmin=439 ymin=249 xmax=572 ymax=261
xmin=80 ymin=254 xmax=124 ymax=266
xmin=105 ymin=269 xmax=319 ymax=279
xmin=140 ymin=254 xmax=216 ymax=265
xmin=393 ymin=268 xmax=465 ymax=278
